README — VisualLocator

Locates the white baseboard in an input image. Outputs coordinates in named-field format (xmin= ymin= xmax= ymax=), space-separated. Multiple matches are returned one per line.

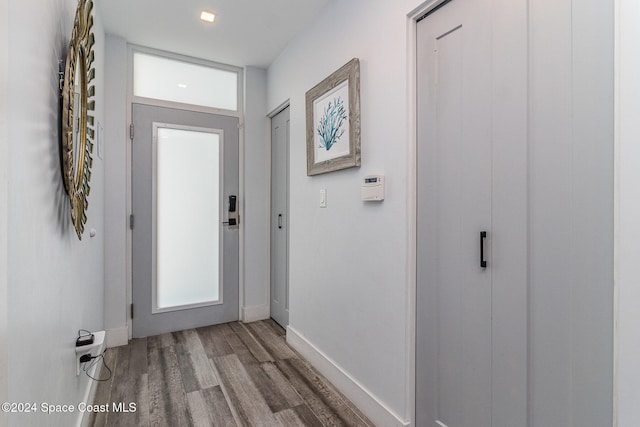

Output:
xmin=241 ymin=304 xmax=270 ymax=323
xmin=286 ymin=326 xmax=410 ymax=427
xmin=106 ymin=326 xmax=128 ymax=348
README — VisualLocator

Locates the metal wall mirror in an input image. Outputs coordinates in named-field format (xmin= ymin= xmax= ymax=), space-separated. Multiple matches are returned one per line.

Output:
xmin=61 ymin=0 xmax=96 ymax=239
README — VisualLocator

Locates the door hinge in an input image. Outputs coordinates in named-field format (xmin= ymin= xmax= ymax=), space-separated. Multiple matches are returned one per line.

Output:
xmin=129 ymin=214 xmax=134 ymax=230
xmin=130 ymin=303 xmax=134 ymax=319
xmin=129 ymin=123 xmax=134 ymax=140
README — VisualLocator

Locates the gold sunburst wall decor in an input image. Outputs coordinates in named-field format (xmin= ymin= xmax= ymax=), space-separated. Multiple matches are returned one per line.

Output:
xmin=61 ymin=0 xmax=96 ymax=239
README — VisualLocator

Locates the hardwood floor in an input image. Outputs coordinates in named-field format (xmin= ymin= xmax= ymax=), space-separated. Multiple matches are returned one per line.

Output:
xmin=88 ymin=320 xmax=374 ymax=427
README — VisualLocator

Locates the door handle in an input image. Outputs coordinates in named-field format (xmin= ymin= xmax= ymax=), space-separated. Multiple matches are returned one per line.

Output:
xmin=228 ymin=195 xmax=237 ymax=213
xmin=278 ymin=214 xmax=283 ymax=229
xmin=480 ymin=231 xmax=487 ymax=269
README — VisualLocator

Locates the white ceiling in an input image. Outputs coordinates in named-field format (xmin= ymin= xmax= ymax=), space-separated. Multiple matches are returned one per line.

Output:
xmin=97 ymin=0 xmax=330 ymax=68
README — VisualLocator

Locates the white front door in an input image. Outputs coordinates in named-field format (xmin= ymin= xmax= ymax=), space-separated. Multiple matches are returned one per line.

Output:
xmin=132 ymin=103 xmax=239 ymax=338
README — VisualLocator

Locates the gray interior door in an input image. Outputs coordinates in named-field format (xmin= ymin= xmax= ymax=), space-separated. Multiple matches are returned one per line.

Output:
xmin=416 ymin=2 xmax=493 ymax=426
xmin=132 ymin=103 xmax=239 ymax=338
xmin=270 ymin=106 xmax=290 ymax=328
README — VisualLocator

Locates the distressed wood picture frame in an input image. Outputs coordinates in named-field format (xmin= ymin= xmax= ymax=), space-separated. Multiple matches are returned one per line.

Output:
xmin=306 ymin=58 xmax=361 ymax=176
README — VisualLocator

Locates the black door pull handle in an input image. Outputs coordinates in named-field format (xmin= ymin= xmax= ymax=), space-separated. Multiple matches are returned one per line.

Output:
xmin=480 ymin=231 xmax=487 ymax=269
xmin=278 ymin=214 xmax=283 ymax=229
xmin=228 ymin=195 xmax=237 ymax=213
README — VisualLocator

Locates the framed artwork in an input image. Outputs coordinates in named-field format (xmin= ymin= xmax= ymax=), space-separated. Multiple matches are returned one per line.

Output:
xmin=306 ymin=58 xmax=361 ymax=176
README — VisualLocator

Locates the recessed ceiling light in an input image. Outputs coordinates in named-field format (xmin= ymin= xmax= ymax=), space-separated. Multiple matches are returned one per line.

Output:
xmin=200 ymin=10 xmax=215 ymax=23
xmin=178 ymin=83 xmax=188 ymax=89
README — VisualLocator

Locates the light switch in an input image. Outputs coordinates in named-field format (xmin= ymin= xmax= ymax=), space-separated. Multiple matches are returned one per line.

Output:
xmin=320 ymin=188 xmax=327 ymax=208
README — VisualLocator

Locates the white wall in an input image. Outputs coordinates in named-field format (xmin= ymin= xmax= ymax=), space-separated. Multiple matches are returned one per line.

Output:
xmin=6 ymin=0 xmax=106 ymax=425
xmin=268 ymin=0 xmax=415 ymax=422
xmin=242 ymin=66 xmax=270 ymax=320
xmin=0 ymin=1 xmax=9 ymax=426
xmin=103 ymin=34 xmax=129 ymax=346
xmin=615 ymin=1 xmax=640 ymax=425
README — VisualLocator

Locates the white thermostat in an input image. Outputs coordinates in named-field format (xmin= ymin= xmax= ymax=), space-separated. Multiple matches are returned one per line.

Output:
xmin=362 ymin=175 xmax=385 ymax=201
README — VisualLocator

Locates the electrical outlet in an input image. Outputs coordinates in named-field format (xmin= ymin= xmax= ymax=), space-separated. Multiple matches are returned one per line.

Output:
xmin=75 ymin=330 xmax=105 ymax=375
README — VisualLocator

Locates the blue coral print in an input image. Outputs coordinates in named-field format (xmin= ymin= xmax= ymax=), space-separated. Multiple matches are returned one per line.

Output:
xmin=317 ymin=97 xmax=347 ymax=151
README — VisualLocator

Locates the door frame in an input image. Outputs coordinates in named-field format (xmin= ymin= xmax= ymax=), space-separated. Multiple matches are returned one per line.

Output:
xmin=267 ymin=100 xmax=290 ymax=326
xmin=614 ymin=0 xmax=640 ymax=424
xmin=125 ymin=44 xmax=245 ymax=340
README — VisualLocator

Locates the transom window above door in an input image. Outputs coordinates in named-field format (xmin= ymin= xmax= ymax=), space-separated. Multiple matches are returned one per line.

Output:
xmin=133 ymin=50 xmax=240 ymax=112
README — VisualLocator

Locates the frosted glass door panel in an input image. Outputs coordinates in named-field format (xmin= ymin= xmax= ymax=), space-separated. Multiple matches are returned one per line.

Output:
xmin=155 ymin=127 xmax=221 ymax=311
xmin=134 ymin=52 xmax=238 ymax=111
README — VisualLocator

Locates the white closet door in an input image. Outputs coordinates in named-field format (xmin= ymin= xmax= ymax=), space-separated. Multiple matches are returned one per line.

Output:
xmin=416 ymin=0 xmax=529 ymax=426
xmin=417 ymin=1 xmax=493 ymax=426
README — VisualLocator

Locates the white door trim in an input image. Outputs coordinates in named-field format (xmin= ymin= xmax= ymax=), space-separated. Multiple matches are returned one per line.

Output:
xmin=268 ymin=99 xmax=290 ymax=119
xmin=613 ymin=0 xmax=640 ymax=425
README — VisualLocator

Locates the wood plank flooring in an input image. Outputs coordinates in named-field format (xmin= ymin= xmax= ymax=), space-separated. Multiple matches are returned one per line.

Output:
xmin=88 ymin=320 xmax=374 ymax=427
